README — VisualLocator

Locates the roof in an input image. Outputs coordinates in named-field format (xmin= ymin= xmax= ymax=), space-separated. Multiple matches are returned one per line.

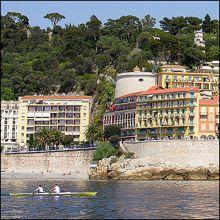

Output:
xmin=200 ymin=96 xmax=219 ymax=106
xmin=161 ymin=65 xmax=186 ymax=69
xmin=133 ymin=66 xmax=141 ymax=72
xmin=139 ymin=86 xmax=200 ymax=96
xmin=147 ymin=85 xmax=163 ymax=91
xmin=20 ymin=95 xmax=92 ymax=100
xmin=116 ymin=91 xmax=145 ymax=99
xmin=116 ymin=86 xmax=200 ymax=99
xmin=157 ymin=71 xmax=219 ymax=76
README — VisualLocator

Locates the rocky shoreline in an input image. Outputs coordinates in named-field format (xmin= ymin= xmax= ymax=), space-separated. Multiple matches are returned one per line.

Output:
xmin=89 ymin=155 xmax=219 ymax=180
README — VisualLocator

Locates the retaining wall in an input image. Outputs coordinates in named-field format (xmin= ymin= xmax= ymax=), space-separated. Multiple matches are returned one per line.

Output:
xmin=1 ymin=149 xmax=95 ymax=179
xmin=123 ymin=140 xmax=219 ymax=168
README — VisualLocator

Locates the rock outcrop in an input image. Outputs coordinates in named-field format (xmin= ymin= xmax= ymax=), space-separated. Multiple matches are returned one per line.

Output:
xmin=89 ymin=156 xmax=219 ymax=180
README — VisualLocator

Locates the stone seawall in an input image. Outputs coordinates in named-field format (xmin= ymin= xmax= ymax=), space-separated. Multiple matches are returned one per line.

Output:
xmin=122 ymin=140 xmax=219 ymax=168
xmin=1 ymin=149 xmax=95 ymax=179
xmin=89 ymin=140 xmax=219 ymax=180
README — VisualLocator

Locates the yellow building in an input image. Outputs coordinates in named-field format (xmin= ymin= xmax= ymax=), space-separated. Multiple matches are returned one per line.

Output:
xmin=17 ymin=95 xmax=92 ymax=147
xmin=136 ymin=86 xmax=201 ymax=140
xmin=157 ymin=66 xmax=219 ymax=96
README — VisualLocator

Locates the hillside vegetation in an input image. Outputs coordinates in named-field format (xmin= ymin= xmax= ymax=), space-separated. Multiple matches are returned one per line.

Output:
xmin=1 ymin=12 xmax=219 ymax=141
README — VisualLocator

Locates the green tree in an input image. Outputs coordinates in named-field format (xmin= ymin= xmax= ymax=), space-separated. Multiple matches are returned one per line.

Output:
xmin=50 ymin=129 xmax=63 ymax=150
xmin=104 ymin=125 xmax=121 ymax=139
xmin=93 ymin=141 xmax=118 ymax=161
xmin=202 ymin=14 xmax=212 ymax=33
xmin=61 ymin=135 xmax=74 ymax=147
xmin=86 ymin=15 xmax=102 ymax=51
xmin=35 ymin=128 xmax=51 ymax=151
xmin=44 ymin=13 xmax=65 ymax=28
xmin=142 ymin=14 xmax=156 ymax=29
xmin=1 ymin=87 xmax=15 ymax=101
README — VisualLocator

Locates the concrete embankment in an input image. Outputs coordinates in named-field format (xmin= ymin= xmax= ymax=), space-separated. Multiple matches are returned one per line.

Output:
xmin=89 ymin=140 xmax=219 ymax=180
xmin=1 ymin=149 xmax=95 ymax=179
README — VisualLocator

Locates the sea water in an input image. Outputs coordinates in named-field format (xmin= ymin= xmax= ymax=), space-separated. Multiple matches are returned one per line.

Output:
xmin=1 ymin=179 xmax=219 ymax=219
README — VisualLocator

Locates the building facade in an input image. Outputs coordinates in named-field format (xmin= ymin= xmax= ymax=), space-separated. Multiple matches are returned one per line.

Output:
xmin=136 ymin=86 xmax=200 ymax=140
xmin=103 ymin=93 xmax=139 ymax=140
xmin=1 ymin=101 xmax=19 ymax=150
xmin=115 ymin=66 xmax=156 ymax=98
xmin=199 ymin=96 xmax=219 ymax=139
xmin=157 ymin=70 xmax=219 ymax=96
xmin=103 ymin=85 xmax=219 ymax=140
xmin=17 ymin=95 xmax=92 ymax=147
xmin=194 ymin=30 xmax=205 ymax=47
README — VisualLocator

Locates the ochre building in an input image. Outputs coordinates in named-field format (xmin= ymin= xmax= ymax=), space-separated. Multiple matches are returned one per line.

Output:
xmin=157 ymin=65 xmax=219 ymax=96
xmin=17 ymin=95 xmax=92 ymax=147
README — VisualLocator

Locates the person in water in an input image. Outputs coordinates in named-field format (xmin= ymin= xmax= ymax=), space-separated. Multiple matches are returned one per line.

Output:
xmin=34 ymin=185 xmax=44 ymax=193
xmin=50 ymin=184 xmax=60 ymax=194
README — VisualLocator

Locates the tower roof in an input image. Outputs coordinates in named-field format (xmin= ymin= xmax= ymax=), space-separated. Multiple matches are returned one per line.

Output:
xmin=133 ymin=66 xmax=141 ymax=72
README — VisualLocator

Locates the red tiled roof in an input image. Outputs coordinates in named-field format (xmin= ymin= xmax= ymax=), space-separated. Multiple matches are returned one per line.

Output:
xmin=20 ymin=95 xmax=92 ymax=100
xmin=116 ymin=91 xmax=145 ymax=99
xmin=116 ymin=86 xmax=200 ymax=99
xmin=147 ymin=85 xmax=163 ymax=90
xmin=200 ymin=96 xmax=219 ymax=105
xmin=139 ymin=86 xmax=200 ymax=95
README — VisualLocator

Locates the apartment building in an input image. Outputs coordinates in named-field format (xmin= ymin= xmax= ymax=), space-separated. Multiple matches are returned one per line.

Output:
xmin=199 ymin=96 xmax=219 ymax=139
xmin=136 ymin=86 xmax=200 ymax=140
xmin=17 ymin=95 xmax=92 ymax=147
xmin=103 ymin=92 xmax=139 ymax=139
xmin=157 ymin=68 xmax=219 ymax=96
xmin=1 ymin=101 xmax=19 ymax=150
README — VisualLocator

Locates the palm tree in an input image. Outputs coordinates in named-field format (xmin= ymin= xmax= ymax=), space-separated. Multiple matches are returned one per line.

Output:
xmin=35 ymin=128 xmax=51 ymax=151
xmin=50 ymin=129 xmax=63 ymax=150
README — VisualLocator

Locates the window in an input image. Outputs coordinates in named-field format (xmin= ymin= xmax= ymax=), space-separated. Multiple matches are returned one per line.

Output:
xmin=209 ymin=124 xmax=214 ymax=131
xmin=66 ymin=106 xmax=74 ymax=111
xmin=59 ymin=106 xmax=65 ymax=111
xmin=51 ymin=106 xmax=58 ymax=111
xmin=35 ymin=106 xmax=42 ymax=111
xmin=200 ymin=115 xmax=207 ymax=119
xmin=66 ymin=120 xmax=74 ymax=125
xmin=43 ymin=106 xmax=51 ymax=111
xmin=28 ymin=106 xmax=35 ymax=111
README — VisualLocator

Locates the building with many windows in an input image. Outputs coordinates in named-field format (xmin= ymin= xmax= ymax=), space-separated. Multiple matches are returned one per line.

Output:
xmin=199 ymin=96 xmax=219 ymax=139
xmin=103 ymin=85 xmax=219 ymax=140
xmin=103 ymin=92 xmax=140 ymax=140
xmin=1 ymin=101 xmax=19 ymax=150
xmin=136 ymin=86 xmax=201 ymax=140
xmin=157 ymin=69 xmax=219 ymax=96
xmin=17 ymin=95 xmax=92 ymax=147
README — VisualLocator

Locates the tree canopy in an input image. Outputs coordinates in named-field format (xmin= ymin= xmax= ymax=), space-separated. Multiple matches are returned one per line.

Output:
xmin=1 ymin=12 xmax=219 ymax=141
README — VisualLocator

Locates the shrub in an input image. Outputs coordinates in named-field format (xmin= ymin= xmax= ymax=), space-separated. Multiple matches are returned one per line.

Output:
xmin=124 ymin=152 xmax=135 ymax=159
xmin=93 ymin=141 xmax=118 ymax=161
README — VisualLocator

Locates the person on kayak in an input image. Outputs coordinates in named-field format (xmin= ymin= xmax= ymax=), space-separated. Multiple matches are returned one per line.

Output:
xmin=33 ymin=185 xmax=44 ymax=193
xmin=50 ymin=184 xmax=60 ymax=194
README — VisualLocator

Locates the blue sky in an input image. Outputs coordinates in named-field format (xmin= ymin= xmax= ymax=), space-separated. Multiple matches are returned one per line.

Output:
xmin=2 ymin=1 xmax=219 ymax=29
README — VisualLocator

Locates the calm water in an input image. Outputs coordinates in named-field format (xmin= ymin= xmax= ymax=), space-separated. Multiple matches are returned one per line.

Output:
xmin=1 ymin=179 xmax=219 ymax=219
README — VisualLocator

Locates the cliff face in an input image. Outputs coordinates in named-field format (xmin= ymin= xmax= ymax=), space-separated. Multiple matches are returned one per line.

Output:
xmin=89 ymin=155 xmax=219 ymax=180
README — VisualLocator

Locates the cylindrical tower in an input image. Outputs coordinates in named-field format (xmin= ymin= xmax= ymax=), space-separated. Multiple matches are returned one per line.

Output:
xmin=114 ymin=66 xmax=156 ymax=98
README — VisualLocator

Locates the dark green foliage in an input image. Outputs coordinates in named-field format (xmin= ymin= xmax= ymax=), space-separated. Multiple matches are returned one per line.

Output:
xmin=124 ymin=152 xmax=135 ymax=159
xmin=93 ymin=141 xmax=118 ymax=161
xmin=61 ymin=135 xmax=74 ymax=147
xmin=104 ymin=125 xmax=121 ymax=139
xmin=1 ymin=12 xmax=218 ymax=102
xmin=1 ymin=12 xmax=218 ymax=140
